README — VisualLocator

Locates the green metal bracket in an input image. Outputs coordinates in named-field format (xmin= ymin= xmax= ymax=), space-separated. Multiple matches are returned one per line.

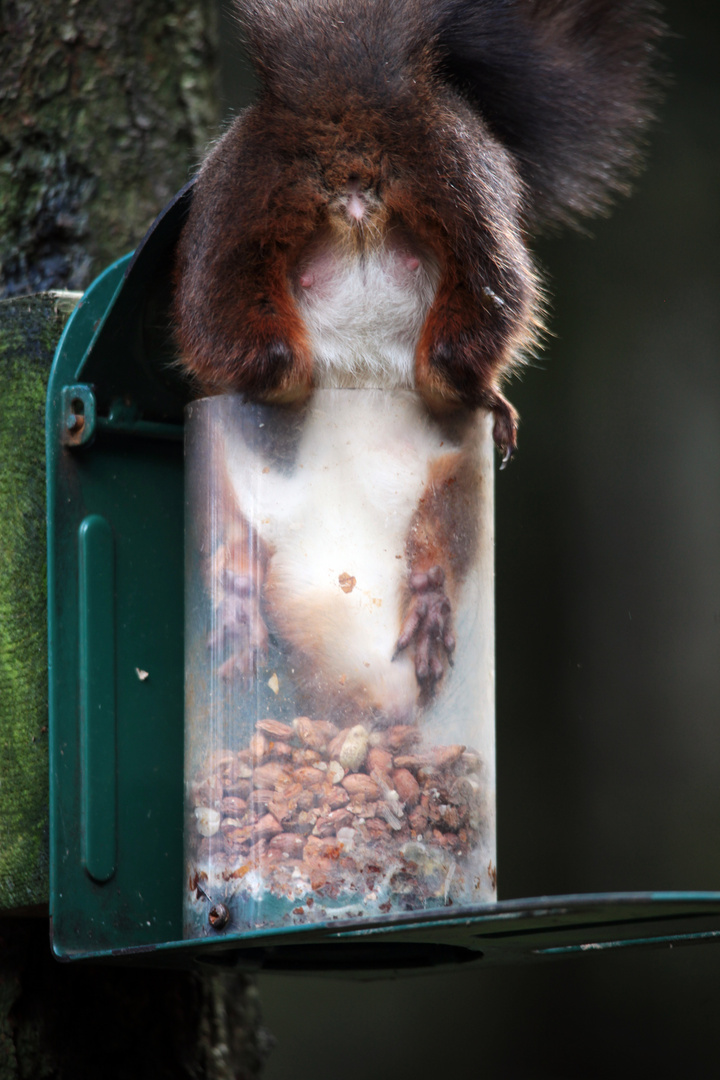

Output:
xmin=46 ymin=182 xmax=720 ymax=972
xmin=47 ymin=183 xmax=195 ymax=959
xmin=47 ymin=255 xmax=187 ymax=955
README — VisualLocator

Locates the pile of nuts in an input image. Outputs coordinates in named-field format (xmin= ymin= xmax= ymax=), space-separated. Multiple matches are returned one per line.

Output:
xmin=187 ymin=715 xmax=493 ymax=930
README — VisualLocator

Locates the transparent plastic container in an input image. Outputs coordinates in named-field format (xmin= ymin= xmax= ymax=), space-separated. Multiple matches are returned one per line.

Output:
xmin=184 ymin=391 xmax=496 ymax=937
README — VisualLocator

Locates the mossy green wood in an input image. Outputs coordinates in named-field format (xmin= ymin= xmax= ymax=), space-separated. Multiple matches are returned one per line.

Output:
xmin=0 ymin=293 xmax=79 ymax=914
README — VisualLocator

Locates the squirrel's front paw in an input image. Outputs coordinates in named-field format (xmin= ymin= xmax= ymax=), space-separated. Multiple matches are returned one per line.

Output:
xmin=393 ymin=566 xmax=455 ymax=699
xmin=209 ymin=569 xmax=269 ymax=681
xmin=227 ymin=333 xmax=310 ymax=400
xmin=487 ymin=391 xmax=518 ymax=467
xmin=422 ymin=336 xmax=519 ymax=465
xmin=200 ymin=336 xmax=311 ymax=402
xmin=180 ymin=293 xmax=313 ymax=401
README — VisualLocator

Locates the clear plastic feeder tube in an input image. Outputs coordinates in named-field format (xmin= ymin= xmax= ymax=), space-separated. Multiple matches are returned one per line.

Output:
xmin=184 ymin=391 xmax=496 ymax=937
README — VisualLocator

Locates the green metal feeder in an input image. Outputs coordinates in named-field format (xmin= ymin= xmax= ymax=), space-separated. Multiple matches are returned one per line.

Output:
xmin=46 ymin=183 xmax=720 ymax=973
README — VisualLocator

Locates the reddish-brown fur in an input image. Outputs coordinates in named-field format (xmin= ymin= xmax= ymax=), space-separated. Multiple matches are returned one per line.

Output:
xmin=174 ymin=1 xmax=661 ymax=458
xmin=404 ymin=450 xmax=481 ymax=586
xmin=396 ymin=447 xmax=482 ymax=695
xmin=174 ymin=0 xmax=661 ymax=709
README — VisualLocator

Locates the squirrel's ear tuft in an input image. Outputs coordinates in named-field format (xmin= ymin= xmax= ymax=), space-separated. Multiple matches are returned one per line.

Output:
xmin=435 ymin=0 xmax=665 ymax=231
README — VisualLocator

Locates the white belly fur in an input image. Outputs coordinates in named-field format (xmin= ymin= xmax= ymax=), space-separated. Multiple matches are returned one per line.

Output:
xmin=223 ymin=391 xmax=458 ymax=720
xmin=293 ymin=234 xmax=440 ymax=390
xmin=221 ymin=238 xmax=451 ymax=719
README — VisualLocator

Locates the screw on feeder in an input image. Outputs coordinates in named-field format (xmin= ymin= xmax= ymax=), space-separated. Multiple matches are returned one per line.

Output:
xmin=208 ymin=903 xmax=231 ymax=931
xmin=66 ymin=401 xmax=85 ymax=436
xmin=60 ymin=384 xmax=96 ymax=446
xmin=194 ymin=879 xmax=231 ymax=932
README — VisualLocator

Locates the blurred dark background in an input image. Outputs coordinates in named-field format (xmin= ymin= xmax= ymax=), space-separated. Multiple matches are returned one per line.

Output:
xmin=217 ymin=2 xmax=720 ymax=1076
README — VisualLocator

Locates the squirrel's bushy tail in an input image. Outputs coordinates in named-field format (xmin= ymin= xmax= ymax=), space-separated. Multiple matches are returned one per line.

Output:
xmin=233 ymin=0 xmax=663 ymax=230
xmin=432 ymin=0 xmax=664 ymax=228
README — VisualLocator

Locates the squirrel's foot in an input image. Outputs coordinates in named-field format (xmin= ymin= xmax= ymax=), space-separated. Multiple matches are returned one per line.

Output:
xmin=488 ymin=391 xmax=518 ymax=468
xmin=394 ymin=566 xmax=455 ymax=698
xmin=209 ymin=569 xmax=269 ymax=681
xmin=418 ymin=331 xmax=519 ymax=466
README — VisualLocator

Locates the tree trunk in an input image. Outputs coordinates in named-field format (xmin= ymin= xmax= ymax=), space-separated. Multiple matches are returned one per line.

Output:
xmin=0 ymin=4 xmax=272 ymax=1075
xmin=0 ymin=917 xmax=273 ymax=1079
xmin=0 ymin=0 xmax=219 ymax=296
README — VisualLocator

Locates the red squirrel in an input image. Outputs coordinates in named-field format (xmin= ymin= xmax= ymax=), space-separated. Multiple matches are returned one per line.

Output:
xmin=175 ymin=0 xmax=661 ymax=726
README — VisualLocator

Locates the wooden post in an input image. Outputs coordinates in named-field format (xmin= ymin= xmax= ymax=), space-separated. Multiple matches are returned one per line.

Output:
xmin=0 ymin=293 xmax=79 ymax=915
